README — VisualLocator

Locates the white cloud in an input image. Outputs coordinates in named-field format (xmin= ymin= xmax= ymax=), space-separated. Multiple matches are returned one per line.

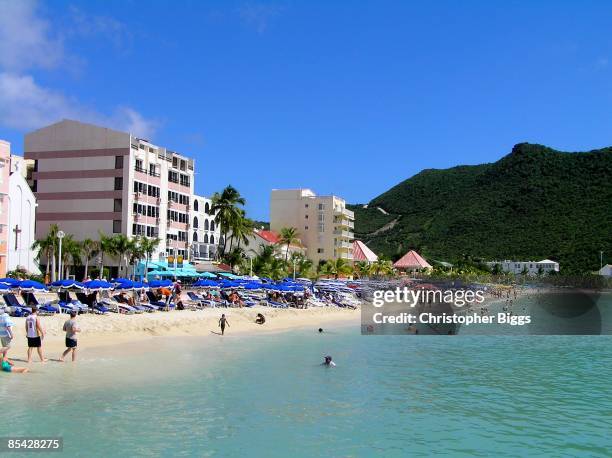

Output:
xmin=0 ymin=0 xmax=64 ymax=71
xmin=0 ymin=72 xmax=158 ymax=137
xmin=238 ymin=3 xmax=284 ymax=34
xmin=0 ymin=0 xmax=158 ymax=138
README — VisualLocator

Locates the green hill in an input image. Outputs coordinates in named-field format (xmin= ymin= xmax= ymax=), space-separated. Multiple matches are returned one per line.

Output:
xmin=350 ymin=143 xmax=612 ymax=273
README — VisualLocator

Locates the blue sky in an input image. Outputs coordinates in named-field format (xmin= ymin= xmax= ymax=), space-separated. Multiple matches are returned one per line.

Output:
xmin=1 ymin=0 xmax=612 ymax=220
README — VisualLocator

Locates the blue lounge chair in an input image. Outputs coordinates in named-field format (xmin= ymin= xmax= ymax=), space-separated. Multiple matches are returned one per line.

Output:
xmin=3 ymin=293 xmax=33 ymax=316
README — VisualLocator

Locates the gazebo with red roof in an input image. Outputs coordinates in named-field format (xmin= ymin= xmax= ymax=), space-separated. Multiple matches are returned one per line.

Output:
xmin=393 ymin=250 xmax=432 ymax=271
xmin=352 ymin=240 xmax=378 ymax=263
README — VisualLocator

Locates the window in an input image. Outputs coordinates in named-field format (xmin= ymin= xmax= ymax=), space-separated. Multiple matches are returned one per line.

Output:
xmin=135 ymin=159 xmax=144 ymax=173
xmin=180 ymin=159 xmax=186 ymax=171
xmin=193 ymin=216 xmax=199 ymax=228
xmin=305 ymin=204 xmax=309 ymax=208
xmin=318 ymin=214 xmax=324 ymax=222
xmin=318 ymin=223 xmax=324 ymax=233
xmin=210 ymin=235 xmax=215 ymax=244
xmin=305 ymin=215 xmax=309 ymax=219
xmin=205 ymin=202 xmax=210 ymax=214
xmin=317 ymin=248 xmax=324 ymax=254
xmin=210 ymin=221 xmax=215 ymax=231
xmin=149 ymin=164 xmax=159 ymax=177
xmin=115 ymin=155 xmax=123 ymax=169
xmin=193 ymin=232 xmax=198 ymax=242
xmin=113 ymin=199 xmax=122 ymax=212
xmin=172 ymin=157 xmax=178 ymax=168
xmin=305 ymin=226 xmax=309 ymax=230
xmin=318 ymin=203 xmax=324 ymax=210
xmin=204 ymin=219 xmax=209 ymax=230
xmin=193 ymin=200 xmax=199 ymax=212
xmin=168 ymin=171 xmax=179 ymax=183
xmin=113 ymin=220 xmax=122 ymax=233
xmin=139 ymin=144 xmax=145 ymax=150
xmin=114 ymin=177 xmax=123 ymax=190
xmin=179 ymin=174 xmax=190 ymax=187
xmin=204 ymin=234 xmax=209 ymax=243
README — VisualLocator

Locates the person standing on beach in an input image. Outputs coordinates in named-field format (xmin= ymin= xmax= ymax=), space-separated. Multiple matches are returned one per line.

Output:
xmin=0 ymin=309 xmax=14 ymax=362
xmin=60 ymin=311 xmax=80 ymax=362
xmin=25 ymin=307 xmax=47 ymax=363
xmin=219 ymin=314 xmax=229 ymax=335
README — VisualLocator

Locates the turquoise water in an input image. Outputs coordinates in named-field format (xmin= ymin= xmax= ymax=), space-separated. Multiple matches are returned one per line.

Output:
xmin=2 ymin=324 xmax=612 ymax=456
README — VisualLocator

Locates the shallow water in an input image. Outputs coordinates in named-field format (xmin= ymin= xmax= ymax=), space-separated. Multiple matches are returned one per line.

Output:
xmin=2 ymin=312 xmax=612 ymax=456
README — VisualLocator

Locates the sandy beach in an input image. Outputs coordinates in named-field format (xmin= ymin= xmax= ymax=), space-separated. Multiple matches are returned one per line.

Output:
xmin=4 ymin=306 xmax=361 ymax=359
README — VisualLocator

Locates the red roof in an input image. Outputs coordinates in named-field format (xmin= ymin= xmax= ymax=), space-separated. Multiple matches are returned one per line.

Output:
xmin=255 ymin=230 xmax=281 ymax=244
xmin=352 ymin=241 xmax=378 ymax=262
xmin=393 ymin=250 xmax=432 ymax=269
xmin=255 ymin=230 xmax=302 ymax=247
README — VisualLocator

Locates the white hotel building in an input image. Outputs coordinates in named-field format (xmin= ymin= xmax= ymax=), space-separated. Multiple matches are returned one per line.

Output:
xmin=486 ymin=259 xmax=560 ymax=276
xmin=25 ymin=120 xmax=218 ymax=277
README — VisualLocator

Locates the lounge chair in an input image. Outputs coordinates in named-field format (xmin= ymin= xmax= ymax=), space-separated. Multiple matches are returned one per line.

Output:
xmin=56 ymin=291 xmax=88 ymax=314
xmin=146 ymin=291 xmax=175 ymax=310
xmin=3 ymin=293 xmax=33 ymax=316
xmin=75 ymin=292 xmax=109 ymax=314
xmin=113 ymin=294 xmax=148 ymax=313
xmin=21 ymin=291 xmax=60 ymax=314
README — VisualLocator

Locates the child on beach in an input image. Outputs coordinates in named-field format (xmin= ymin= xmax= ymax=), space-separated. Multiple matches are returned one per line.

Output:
xmin=1 ymin=354 xmax=28 ymax=373
xmin=219 ymin=314 xmax=229 ymax=335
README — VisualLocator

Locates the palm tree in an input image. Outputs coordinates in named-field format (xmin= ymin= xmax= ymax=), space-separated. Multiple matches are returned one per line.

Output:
xmin=98 ymin=232 xmax=115 ymax=279
xmin=80 ymin=238 xmax=99 ymax=280
xmin=111 ymin=234 xmax=132 ymax=278
xmin=32 ymin=237 xmax=54 ymax=283
xmin=290 ymin=252 xmax=313 ymax=278
xmin=62 ymin=236 xmax=82 ymax=278
xmin=139 ymin=237 xmax=161 ymax=280
xmin=278 ymin=227 xmax=299 ymax=263
xmin=354 ymin=261 xmax=371 ymax=279
xmin=232 ymin=211 xmax=254 ymax=250
xmin=33 ymin=224 xmax=60 ymax=281
xmin=210 ymin=185 xmax=246 ymax=256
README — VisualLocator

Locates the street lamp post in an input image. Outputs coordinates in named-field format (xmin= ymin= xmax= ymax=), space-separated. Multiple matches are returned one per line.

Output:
xmin=57 ymin=230 xmax=65 ymax=280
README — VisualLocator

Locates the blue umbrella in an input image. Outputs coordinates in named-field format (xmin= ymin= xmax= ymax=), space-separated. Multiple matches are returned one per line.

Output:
xmin=83 ymin=280 xmax=114 ymax=291
xmin=0 ymin=278 xmax=20 ymax=286
xmin=50 ymin=279 xmax=85 ymax=289
xmin=199 ymin=272 xmax=217 ymax=278
xmin=17 ymin=280 xmax=48 ymax=292
xmin=0 ymin=283 xmax=10 ymax=291
xmin=114 ymin=280 xmax=135 ymax=290
xmin=243 ymin=283 xmax=262 ymax=290
xmin=148 ymin=279 xmax=172 ymax=288
xmin=194 ymin=279 xmax=219 ymax=287
xmin=220 ymin=281 xmax=239 ymax=289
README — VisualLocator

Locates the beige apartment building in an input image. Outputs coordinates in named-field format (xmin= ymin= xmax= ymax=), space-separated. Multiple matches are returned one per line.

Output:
xmin=24 ymin=120 xmax=196 ymax=277
xmin=270 ymin=189 xmax=354 ymax=265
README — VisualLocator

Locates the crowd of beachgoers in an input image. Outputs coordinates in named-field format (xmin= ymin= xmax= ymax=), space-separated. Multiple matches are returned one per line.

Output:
xmin=0 ymin=276 xmax=363 ymax=318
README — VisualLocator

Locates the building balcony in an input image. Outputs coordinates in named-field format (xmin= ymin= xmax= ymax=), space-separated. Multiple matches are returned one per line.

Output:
xmin=333 ymin=229 xmax=354 ymax=238
xmin=336 ymin=241 xmax=352 ymax=249
xmin=333 ymin=207 xmax=354 ymax=219
xmin=335 ymin=218 xmax=353 ymax=228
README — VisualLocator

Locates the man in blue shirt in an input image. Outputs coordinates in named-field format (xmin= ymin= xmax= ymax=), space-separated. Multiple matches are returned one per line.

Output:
xmin=0 ymin=308 xmax=15 ymax=362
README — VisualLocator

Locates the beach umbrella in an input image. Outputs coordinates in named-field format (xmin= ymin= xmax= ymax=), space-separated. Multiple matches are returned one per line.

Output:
xmin=220 ymin=280 xmax=239 ymax=289
xmin=132 ymin=281 xmax=150 ymax=290
xmin=114 ymin=280 xmax=135 ymax=290
xmin=243 ymin=283 xmax=262 ymax=290
xmin=0 ymin=278 xmax=20 ymax=286
xmin=50 ymin=279 xmax=85 ymax=289
xmin=17 ymin=280 xmax=48 ymax=292
xmin=83 ymin=280 xmax=114 ymax=291
xmin=194 ymin=279 xmax=219 ymax=288
xmin=198 ymin=272 xmax=217 ymax=278
xmin=148 ymin=279 xmax=172 ymax=288
xmin=0 ymin=283 xmax=10 ymax=291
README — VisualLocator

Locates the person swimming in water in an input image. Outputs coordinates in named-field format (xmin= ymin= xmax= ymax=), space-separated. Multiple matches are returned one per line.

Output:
xmin=255 ymin=313 xmax=265 ymax=325
xmin=322 ymin=355 xmax=336 ymax=367
xmin=318 ymin=328 xmax=323 ymax=333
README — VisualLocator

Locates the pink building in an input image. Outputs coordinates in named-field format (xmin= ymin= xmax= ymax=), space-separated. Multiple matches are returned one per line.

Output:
xmin=0 ymin=140 xmax=10 ymax=276
xmin=25 ymin=120 xmax=196 ymax=278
